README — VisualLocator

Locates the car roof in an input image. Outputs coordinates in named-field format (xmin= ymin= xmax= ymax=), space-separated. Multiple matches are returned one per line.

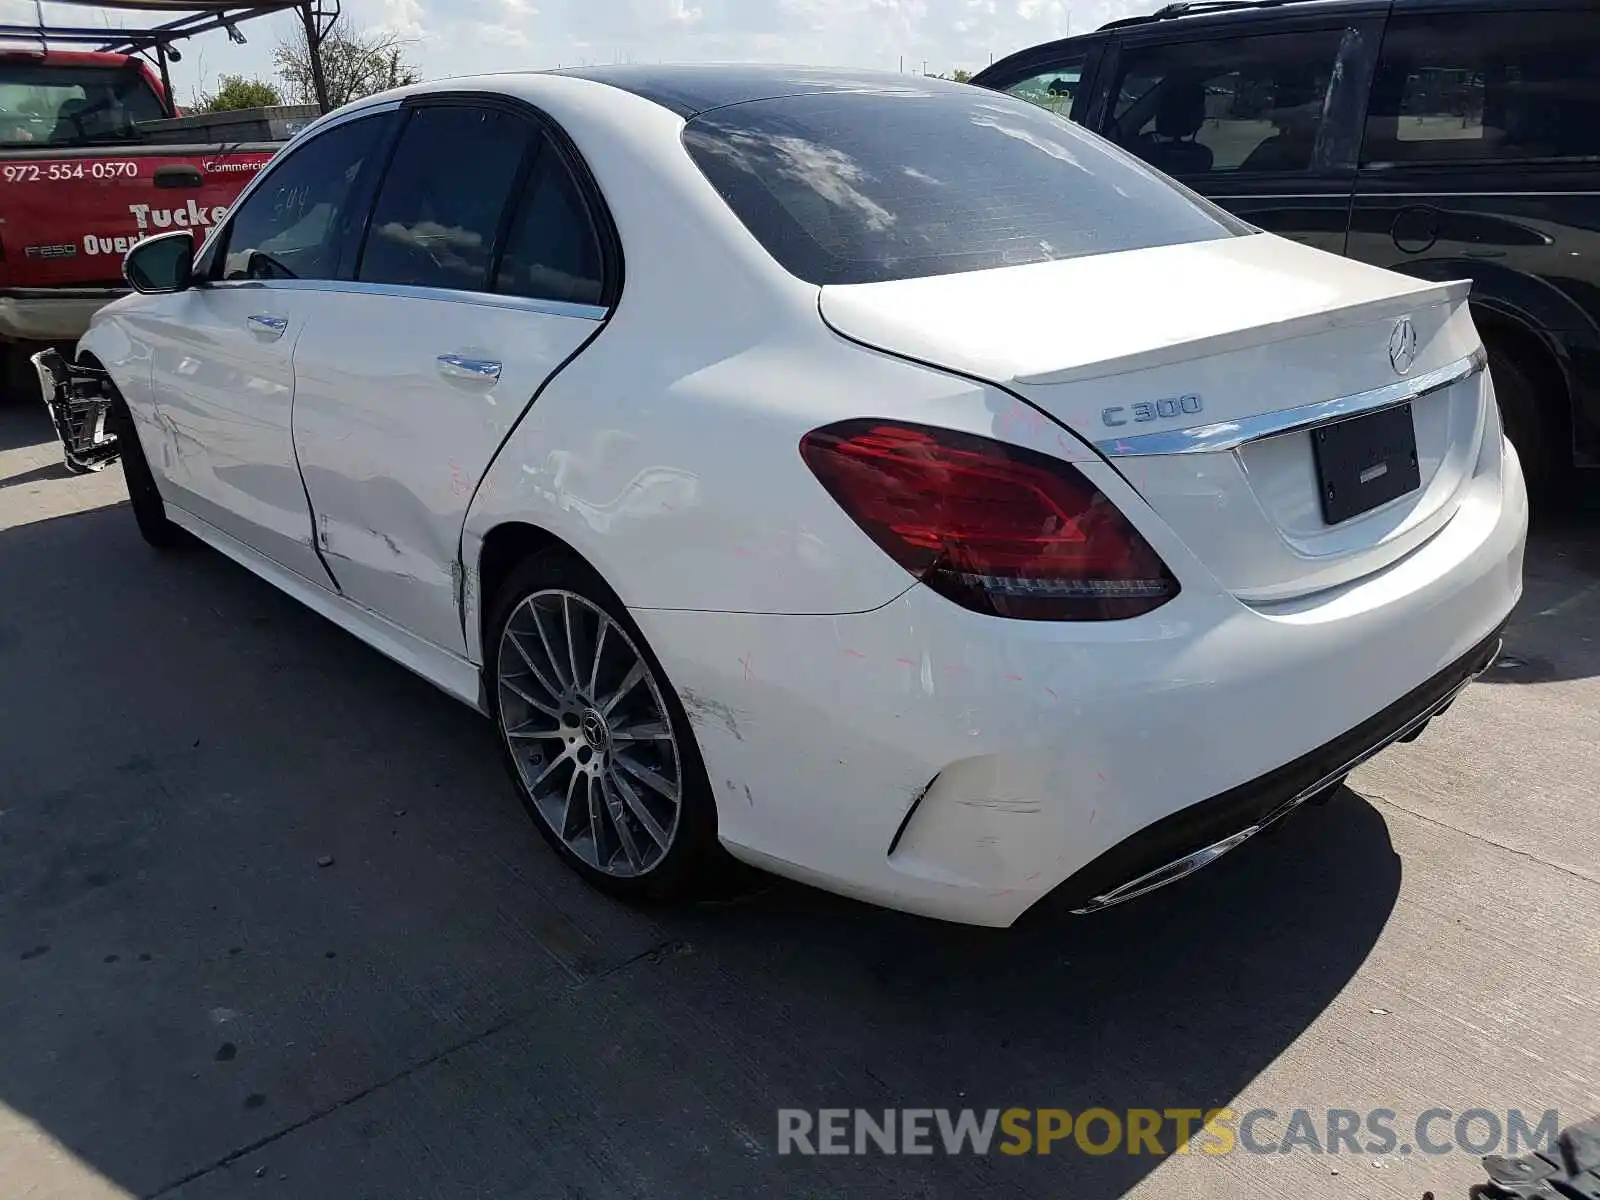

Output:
xmin=545 ymin=64 xmax=966 ymax=119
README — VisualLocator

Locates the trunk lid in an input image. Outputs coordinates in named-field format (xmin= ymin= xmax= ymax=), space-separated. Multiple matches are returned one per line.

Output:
xmin=819 ymin=234 xmax=1489 ymax=603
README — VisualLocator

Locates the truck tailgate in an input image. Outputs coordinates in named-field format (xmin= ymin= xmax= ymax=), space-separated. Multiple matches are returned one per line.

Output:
xmin=0 ymin=143 xmax=277 ymax=289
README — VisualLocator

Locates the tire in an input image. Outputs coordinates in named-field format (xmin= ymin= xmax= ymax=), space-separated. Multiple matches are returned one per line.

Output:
xmin=1486 ymin=342 xmax=1568 ymax=504
xmin=486 ymin=548 xmax=724 ymax=903
xmin=105 ymin=390 xmax=185 ymax=549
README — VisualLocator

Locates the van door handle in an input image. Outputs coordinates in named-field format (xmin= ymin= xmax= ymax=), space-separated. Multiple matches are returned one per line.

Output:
xmin=247 ymin=314 xmax=288 ymax=339
xmin=437 ymin=354 xmax=502 ymax=383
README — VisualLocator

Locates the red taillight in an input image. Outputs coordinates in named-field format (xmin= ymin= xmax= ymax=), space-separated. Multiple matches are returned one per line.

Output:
xmin=800 ymin=419 xmax=1179 ymax=621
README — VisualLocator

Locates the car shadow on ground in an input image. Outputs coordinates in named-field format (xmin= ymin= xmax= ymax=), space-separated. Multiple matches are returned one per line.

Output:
xmin=0 ymin=503 xmax=1405 ymax=1199
xmin=0 ymin=394 xmax=54 ymax=454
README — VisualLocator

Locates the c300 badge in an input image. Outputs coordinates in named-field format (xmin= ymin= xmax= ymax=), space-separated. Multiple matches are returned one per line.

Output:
xmin=1101 ymin=393 xmax=1203 ymax=428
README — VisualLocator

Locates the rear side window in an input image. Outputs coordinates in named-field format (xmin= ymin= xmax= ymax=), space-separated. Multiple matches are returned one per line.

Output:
xmin=493 ymin=138 xmax=607 ymax=307
xmin=1106 ymin=30 xmax=1346 ymax=177
xmin=1363 ymin=11 xmax=1600 ymax=166
xmin=358 ymin=105 xmax=532 ymax=292
xmin=0 ymin=63 xmax=165 ymax=147
xmin=682 ymin=85 xmax=1248 ymax=287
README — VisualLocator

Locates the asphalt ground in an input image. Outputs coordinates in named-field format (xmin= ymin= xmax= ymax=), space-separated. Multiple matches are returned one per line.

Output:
xmin=1 ymin=396 xmax=1596 ymax=1200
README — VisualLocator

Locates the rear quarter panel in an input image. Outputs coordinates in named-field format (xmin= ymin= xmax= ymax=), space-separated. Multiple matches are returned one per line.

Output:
xmin=456 ymin=76 xmax=1117 ymax=665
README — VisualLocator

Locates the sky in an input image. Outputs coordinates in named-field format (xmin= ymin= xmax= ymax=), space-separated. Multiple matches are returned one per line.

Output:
xmin=2 ymin=0 xmax=1148 ymax=105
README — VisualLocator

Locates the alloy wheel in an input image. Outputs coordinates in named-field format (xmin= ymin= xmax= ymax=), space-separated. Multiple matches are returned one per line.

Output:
xmin=496 ymin=589 xmax=682 ymax=877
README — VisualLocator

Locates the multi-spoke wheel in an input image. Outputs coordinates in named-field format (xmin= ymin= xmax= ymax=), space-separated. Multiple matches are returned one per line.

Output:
xmin=488 ymin=550 xmax=720 ymax=899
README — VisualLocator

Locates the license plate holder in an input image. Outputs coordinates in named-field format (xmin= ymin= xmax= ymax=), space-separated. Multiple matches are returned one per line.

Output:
xmin=1312 ymin=403 xmax=1420 ymax=525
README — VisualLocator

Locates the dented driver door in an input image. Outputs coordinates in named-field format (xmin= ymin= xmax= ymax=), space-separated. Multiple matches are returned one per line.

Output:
xmin=289 ymin=102 xmax=611 ymax=657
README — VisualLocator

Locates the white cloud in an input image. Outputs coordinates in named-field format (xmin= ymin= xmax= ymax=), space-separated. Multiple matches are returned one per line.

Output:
xmin=2 ymin=0 xmax=1148 ymax=101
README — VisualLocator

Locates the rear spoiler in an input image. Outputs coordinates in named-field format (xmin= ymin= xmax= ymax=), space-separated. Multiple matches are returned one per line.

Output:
xmin=1016 ymin=278 xmax=1474 ymax=388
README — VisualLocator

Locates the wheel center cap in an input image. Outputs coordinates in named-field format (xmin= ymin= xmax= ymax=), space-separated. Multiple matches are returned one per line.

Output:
xmin=579 ymin=709 xmax=610 ymax=753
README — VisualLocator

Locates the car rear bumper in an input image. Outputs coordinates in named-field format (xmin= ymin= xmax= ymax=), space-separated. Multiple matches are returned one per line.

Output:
xmin=0 ymin=288 xmax=124 ymax=343
xmin=1045 ymin=619 xmax=1503 ymax=915
xmin=633 ymin=438 xmax=1527 ymax=927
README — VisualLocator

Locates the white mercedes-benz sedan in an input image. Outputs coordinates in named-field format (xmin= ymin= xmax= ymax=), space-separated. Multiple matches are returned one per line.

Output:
xmin=40 ymin=66 xmax=1526 ymax=927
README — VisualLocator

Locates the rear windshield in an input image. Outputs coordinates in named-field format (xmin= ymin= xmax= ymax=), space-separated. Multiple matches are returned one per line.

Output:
xmin=682 ymin=83 xmax=1251 ymax=286
xmin=0 ymin=63 xmax=167 ymax=147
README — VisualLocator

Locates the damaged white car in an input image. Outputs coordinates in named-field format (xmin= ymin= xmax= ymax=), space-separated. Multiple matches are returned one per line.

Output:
xmin=38 ymin=67 xmax=1526 ymax=925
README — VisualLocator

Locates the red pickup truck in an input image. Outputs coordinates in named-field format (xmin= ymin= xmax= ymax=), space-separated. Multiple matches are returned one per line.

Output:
xmin=1 ymin=46 xmax=282 ymax=395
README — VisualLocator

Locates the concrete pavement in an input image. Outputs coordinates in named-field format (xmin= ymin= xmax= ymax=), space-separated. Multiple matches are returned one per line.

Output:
xmin=1 ymin=399 xmax=1596 ymax=1200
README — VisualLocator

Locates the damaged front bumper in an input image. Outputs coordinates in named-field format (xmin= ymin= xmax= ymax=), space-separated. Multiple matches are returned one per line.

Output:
xmin=31 ymin=348 xmax=121 ymax=474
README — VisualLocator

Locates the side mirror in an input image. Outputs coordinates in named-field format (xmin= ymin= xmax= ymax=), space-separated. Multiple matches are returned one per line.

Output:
xmin=123 ymin=230 xmax=195 ymax=295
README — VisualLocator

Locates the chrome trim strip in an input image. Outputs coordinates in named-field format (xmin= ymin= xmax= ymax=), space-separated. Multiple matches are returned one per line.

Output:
xmin=204 ymin=278 xmax=608 ymax=322
xmin=1093 ymin=346 xmax=1486 ymax=458
xmin=1071 ymin=638 xmax=1500 ymax=915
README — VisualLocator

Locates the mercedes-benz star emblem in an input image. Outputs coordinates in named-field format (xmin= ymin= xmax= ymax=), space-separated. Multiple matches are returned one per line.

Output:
xmin=1389 ymin=316 xmax=1418 ymax=376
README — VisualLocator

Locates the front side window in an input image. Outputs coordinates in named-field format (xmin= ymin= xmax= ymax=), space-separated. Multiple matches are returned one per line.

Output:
xmin=493 ymin=138 xmax=607 ymax=307
xmin=1106 ymin=30 xmax=1345 ymax=177
xmin=1362 ymin=11 xmax=1600 ymax=167
xmin=683 ymin=84 xmax=1249 ymax=287
xmin=220 ymin=114 xmax=388 ymax=282
xmin=1004 ymin=58 xmax=1089 ymax=121
xmin=0 ymin=64 xmax=166 ymax=147
xmin=357 ymin=106 xmax=532 ymax=292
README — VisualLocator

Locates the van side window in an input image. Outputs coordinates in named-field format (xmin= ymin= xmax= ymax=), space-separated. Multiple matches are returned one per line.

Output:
xmin=1004 ymin=57 xmax=1089 ymax=122
xmin=1363 ymin=12 xmax=1600 ymax=166
xmin=1105 ymin=31 xmax=1345 ymax=177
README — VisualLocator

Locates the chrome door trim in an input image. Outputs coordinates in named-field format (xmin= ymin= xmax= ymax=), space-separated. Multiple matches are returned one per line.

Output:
xmin=204 ymin=277 xmax=608 ymax=323
xmin=1093 ymin=346 xmax=1486 ymax=458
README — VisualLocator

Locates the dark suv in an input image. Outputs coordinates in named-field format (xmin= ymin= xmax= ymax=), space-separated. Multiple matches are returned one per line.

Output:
xmin=974 ymin=0 xmax=1600 ymax=499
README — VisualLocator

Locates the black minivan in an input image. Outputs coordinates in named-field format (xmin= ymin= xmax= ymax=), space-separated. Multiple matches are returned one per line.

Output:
xmin=974 ymin=0 xmax=1600 ymax=499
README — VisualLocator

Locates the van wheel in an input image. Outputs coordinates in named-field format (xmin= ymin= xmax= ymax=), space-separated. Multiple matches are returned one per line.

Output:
xmin=105 ymin=392 xmax=185 ymax=549
xmin=486 ymin=548 xmax=725 ymax=902
xmin=1486 ymin=343 xmax=1566 ymax=503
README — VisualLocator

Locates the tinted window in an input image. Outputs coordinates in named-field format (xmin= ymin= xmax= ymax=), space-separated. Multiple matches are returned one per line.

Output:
xmin=682 ymin=85 xmax=1248 ymax=287
xmin=359 ymin=106 xmax=531 ymax=292
xmin=1004 ymin=58 xmax=1089 ymax=122
xmin=494 ymin=141 xmax=606 ymax=307
xmin=221 ymin=114 xmax=387 ymax=282
xmin=1363 ymin=11 xmax=1600 ymax=166
xmin=1107 ymin=31 xmax=1345 ymax=176
xmin=0 ymin=63 xmax=166 ymax=147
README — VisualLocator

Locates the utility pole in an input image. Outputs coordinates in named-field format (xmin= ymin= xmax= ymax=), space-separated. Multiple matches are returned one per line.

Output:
xmin=298 ymin=0 xmax=332 ymax=114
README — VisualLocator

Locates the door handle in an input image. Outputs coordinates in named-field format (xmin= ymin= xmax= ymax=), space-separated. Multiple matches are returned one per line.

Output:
xmin=247 ymin=314 xmax=289 ymax=339
xmin=437 ymin=354 xmax=502 ymax=383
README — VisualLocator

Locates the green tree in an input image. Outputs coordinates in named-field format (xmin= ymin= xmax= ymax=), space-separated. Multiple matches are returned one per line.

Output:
xmin=198 ymin=74 xmax=283 ymax=113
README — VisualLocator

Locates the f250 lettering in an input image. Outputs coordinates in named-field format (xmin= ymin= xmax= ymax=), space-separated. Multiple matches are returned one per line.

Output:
xmin=1101 ymin=394 xmax=1203 ymax=427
